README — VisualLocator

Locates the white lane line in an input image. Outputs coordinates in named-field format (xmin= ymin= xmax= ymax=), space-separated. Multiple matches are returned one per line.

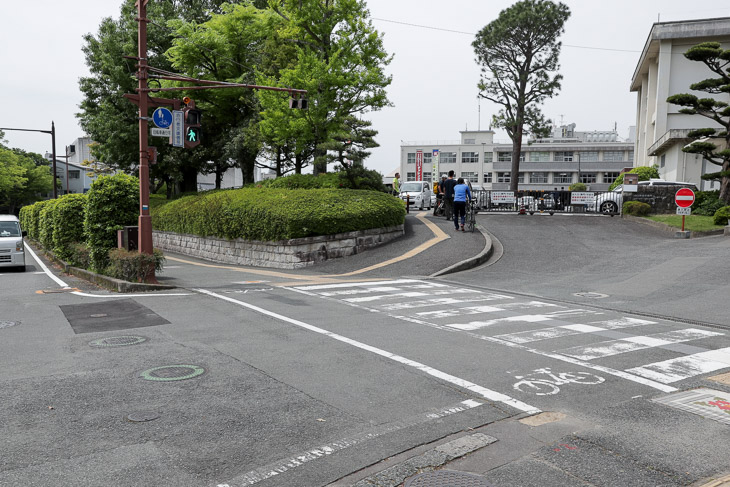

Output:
xmin=626 ymin=347 xmax=730 ymax=384
xmin=218 ymin=399 xmax=485 ymax=486
xmin=559 ymin=329 xmax=723 ymax=361
xmin=194 ymin=288 xmax=539 ymax=415
xmin=26 ymin=242 xmax=189 ymax=297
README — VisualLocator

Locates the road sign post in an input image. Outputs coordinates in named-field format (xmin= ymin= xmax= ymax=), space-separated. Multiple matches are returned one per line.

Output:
xmin=675 ymin=188 xmax=695 ymax=232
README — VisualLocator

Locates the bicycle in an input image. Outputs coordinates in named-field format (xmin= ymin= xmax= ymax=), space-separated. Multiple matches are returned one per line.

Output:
xmin=513 ymin=367 xmax=605 ymax=396
xmin=463 ymin=198 xmax=476 ymax=233
xmin=433 ymin=197 xmax=445 ymax=217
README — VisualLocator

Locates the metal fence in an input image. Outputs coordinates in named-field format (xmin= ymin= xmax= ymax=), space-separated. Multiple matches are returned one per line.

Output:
xmin=471 ymin=189 xmax=621 ymax=215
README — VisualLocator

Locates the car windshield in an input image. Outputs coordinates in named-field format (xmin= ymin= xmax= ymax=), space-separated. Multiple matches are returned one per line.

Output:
xmin=0 ymin=221 xmax=21 ymax=237
xmin=400 ymin=183 xmax=422 ymax=192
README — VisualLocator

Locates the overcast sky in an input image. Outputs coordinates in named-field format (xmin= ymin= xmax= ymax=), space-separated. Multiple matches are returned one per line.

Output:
xmin=2 ymin=0 xmax=730 ymax=176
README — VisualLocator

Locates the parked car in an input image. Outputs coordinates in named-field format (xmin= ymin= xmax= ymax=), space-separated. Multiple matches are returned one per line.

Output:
xmin=0 ymin=214 xmax=27 ymax=272
xmin=399 ymin=181 xmax=433 ymax=210
xmin=591 ymin=179 xmax=698 ymax=214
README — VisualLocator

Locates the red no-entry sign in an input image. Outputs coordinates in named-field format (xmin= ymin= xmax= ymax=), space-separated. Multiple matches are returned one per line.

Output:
xmin=675 ymin=188 xmax=695 ymax=208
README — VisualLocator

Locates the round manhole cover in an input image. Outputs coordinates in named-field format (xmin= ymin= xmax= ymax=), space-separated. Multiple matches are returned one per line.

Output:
xmin=573 ymin=292 xmax=609 ymax=299
xmin=405 ymin=470 xmax=493 ymax=487
xmin=126 ymin=411 xmax=160 ymax=423
xmin=0 ymin=321 xmax=20 ymax=329
xmin=140 ymin=365 xmax=206 ymax=382
xmin=90 ymin=336 xmax=148 ymax=348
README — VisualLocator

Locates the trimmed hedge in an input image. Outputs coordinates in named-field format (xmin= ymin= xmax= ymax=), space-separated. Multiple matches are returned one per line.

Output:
xmin=85 ymin=173 xmax=139 ymax=272
xmin=713 ymin=205 xmax=730 ymax=226
xmin=608 ymin=166 xmax=660 ymax=191
xmin=623 ymin=200 xmax=652 ymax=216
xmin=52 ymin=194 xmax=88 ymax=261
xmin=39 ymin=199 xmax=60 ymax=249
xmin=106 ymin=248 xmax=165 ymax=282
xmin=152 ymin=188 xmax=405 ymax=241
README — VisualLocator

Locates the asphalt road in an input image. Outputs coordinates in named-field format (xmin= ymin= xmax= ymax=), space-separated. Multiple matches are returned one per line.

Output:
xmin=2 ymin=213 xmax=729 ymax=487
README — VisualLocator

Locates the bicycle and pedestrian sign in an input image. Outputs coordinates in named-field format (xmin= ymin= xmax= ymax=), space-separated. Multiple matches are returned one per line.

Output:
xmin=152 ymin=107 xmax=173 ymax=129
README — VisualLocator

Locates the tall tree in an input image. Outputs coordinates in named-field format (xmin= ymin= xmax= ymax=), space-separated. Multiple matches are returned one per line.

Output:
xmin=0 ymin=147 xmax=53 ymax=214
xmin=266 ymin=0 xmax=392 ymax=175
xmin=667 ymin=42 xmax=730 ymax=203
xmin=473 ymin=0 xmax=570 ymax=191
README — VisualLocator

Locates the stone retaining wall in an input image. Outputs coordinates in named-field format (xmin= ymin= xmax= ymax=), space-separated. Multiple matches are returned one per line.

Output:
xmin=152 ymin=225 xmax=405 ymax=269
xmin=623 ymin=186 xmax=693 ymax=214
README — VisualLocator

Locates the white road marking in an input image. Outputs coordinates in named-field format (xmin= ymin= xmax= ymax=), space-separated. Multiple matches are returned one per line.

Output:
xmin=217 ymin=399 xmax=486 ymax=486
xmin=627 ymin=347 xmax=730 ymax=384
xmin=380 ymin=294 xmax=514 ymax=311
xmin=194 ymin=288 xmax=540 ymax=415
xmin=294 ymin=279 xmax=444 ymax=290
xmin=495 ymin=317 xmax=656 ymax=344
xmin=24 ymin=243 xmax=69 ymax=288
xmin=559 ymin=329 xmax=722 ymax=361
xmin=345 ymin=287 xmax=475 ymax=303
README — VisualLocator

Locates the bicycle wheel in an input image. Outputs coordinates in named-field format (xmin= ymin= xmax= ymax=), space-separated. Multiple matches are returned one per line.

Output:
xmin=513 ymin=380 xmax=560 ymax=396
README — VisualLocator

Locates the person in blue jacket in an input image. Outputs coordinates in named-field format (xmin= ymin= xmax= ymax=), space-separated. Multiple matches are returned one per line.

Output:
xmin=453 ymin=178 xmax=472 ymax=231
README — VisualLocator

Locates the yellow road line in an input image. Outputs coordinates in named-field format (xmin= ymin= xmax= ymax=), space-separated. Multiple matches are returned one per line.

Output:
xmin=166 ymin=212 xmax=449 ymax=283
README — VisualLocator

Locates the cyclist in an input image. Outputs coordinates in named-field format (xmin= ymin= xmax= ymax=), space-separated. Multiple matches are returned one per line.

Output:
xmin=453 ymin=177 xmax=472 ymax=232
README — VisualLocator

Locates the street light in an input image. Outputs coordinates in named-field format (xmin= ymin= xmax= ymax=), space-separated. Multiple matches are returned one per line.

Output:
xmin=0 ymin=122 xmax=59 ymax=198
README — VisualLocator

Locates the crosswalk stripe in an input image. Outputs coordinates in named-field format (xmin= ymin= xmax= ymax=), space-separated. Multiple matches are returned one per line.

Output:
xmin=559 ymin=329 xmax=722 ymax=361
xmin=380 ymin=295 xmax=515 ymax=311
xmin=495 ymin=317 xmax=657 ymax=344
xmin=344 ymin=287 xmax=475 ymax=303
xmin=295 ymin=279 xmax=445 ymax=291
xmin=626 ymin=347 xmax=730 ymax=384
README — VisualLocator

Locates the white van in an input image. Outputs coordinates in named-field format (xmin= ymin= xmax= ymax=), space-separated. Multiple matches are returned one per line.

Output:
xmin=399 ymin=181 xmax=433 ymax=210
xmin=0 ymin=215 xmax=27 ymax=272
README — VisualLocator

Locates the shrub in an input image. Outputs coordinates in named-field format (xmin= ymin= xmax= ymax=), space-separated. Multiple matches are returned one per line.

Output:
xmin=336 ymin=165 xmax=386 ymax=191
xmin=608 ymin=166 xmax=660 ymax=191
xmin=152 ymin=188 xmax=405 ymax=241
xmin=713 ymin=205 xmax=730 ymax=226
xmin=28 ymin=199 xmax=54 ymax=241
xmin=67 ymin=243 xmax=91 ymax=269
xmin=693 ymin=190 xmax=724 ymax=216
xmin=38 ymin=199 xmax=60 ymax=249
xmin=85 ymin=173 xmax=139 ymax=272
xmin=52 ymin=194 xmax=88 ymax=261
xmin=623 ymin=201 xmax=652 ymax=216
xmin=255 ymin=173 xmax=341 ymax=190
xmin=106 ymin=248 xmax=165 ymax=282
xmin=569 ymin=182 xmax=586 ymax=191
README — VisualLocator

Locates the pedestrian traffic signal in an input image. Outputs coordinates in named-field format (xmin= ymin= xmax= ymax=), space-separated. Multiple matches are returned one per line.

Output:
xmin=289 ymin=97 xmax=308 ymax=109
xmin=183 ymin=107 xmax=202 ymax=148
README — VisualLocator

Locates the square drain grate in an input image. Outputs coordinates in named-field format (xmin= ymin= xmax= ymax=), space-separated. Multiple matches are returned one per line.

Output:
xmin=653 ymin=388 xmax=730 ymax=426
xmin=60 ymin=299 xmax=170 ymax=334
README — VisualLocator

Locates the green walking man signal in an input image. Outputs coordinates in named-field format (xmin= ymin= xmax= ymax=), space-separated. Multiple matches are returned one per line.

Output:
xmin=182 ymin=96 xmax=202 ymax=149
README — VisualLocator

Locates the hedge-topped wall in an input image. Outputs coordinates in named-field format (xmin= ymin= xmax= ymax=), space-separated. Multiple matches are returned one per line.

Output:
xmin=152 ymin=188 xmax=405 ymax=241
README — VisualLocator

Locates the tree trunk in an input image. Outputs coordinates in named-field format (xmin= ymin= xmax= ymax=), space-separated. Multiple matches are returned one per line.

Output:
xmin=720 ymin=159 xmax=730 ymax=203
xmin=509 ymin=121 xmax=524 ymax=192
xmin=180 ymin=166 xmax=198 ymax=193
xmin=295 ymin=154 xmax=304 ymax=174
xmin=215 ymin=165 xmax=223 ymax=190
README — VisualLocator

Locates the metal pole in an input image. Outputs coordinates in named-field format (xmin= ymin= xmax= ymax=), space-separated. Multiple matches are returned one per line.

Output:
xmin=137 ymin=0 xmax=156 ymax=282
xmin=51 ymin=121 xmax=57 ymax=199
xmin=65 ymin=145 xmax=69 ymax=195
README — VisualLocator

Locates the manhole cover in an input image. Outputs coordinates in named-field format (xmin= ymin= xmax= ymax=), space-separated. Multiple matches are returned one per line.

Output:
xmin=89 ymin=313 xmax=108 ymax=318
xmin=89 ymin=336 xmax=148 ymax=348
xmin=405 ymin=470 xmax=493 ymax=487
xmin=573 ymin=292 xmax=609 ymax=299
xmin=126 ymin=411 xmax=160 ymax=423
xmin=653 ymin=388 xmax=730 ymax=426
xmin=0 ymin=321 xmax=20 ymax=329
xmin=140 ymin=365 xmax=205 ymax=382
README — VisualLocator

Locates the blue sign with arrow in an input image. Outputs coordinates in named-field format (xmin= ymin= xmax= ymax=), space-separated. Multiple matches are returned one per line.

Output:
xmin=152 ymin=107 xmax=173 ymax=129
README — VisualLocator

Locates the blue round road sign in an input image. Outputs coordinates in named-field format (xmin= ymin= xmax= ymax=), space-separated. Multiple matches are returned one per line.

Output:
xmin=152 ymin=107 xmax=173 ymax=129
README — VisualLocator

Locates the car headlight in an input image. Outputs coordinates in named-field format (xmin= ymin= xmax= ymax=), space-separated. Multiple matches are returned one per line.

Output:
xmin=16 ymin=240 xmax=23 ymax=251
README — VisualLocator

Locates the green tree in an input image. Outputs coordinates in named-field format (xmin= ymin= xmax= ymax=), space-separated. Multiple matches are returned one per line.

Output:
xmin=266 ymin=0 xmax=392 ymax=174
xmin=473 ymin=0 xmax=570 ymax=191
xmin=0 ymin=147 xmax=53 ymax=214
xmin=666 ymin=42 xmax=730 ymax=203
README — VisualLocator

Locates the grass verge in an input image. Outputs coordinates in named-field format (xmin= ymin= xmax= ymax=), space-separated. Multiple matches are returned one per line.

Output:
xmin=646 ymin=214 xmax=725 ymax=232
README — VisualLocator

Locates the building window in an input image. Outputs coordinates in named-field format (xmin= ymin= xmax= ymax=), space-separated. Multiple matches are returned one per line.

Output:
xmin=529 ymin=172 xmax=548 ymax=183
xmin=529 ymin=151 xmax=550 ymax=162
xmin=497 ymin=172 xmax=511 ymax=183
xmin=554 ymin=151 xmax=574 ymax=162
xmin=603 ymin=151 xmax=624 ymax=162
xmin=603 ymin=172 xmax=620 ymax=184
xmin=497 ymin=152 xmax=524 ymax=162
xmin=579 ymin=151 xmax=598 ymax=162
xmin=462 ymin=152 xmax=479 ymax=163
xmin=518 ymin=173 xmax=525 ymax=183
xmin=461 ymin=172 xmax=478 ymax=182
xmin=579 ymin=173 xmax=597 ymax=184
xmin=554 ymin=173 xmax=572 ymax=184
xmin=68 ymin=170 xmax=81 ymax=179
xmin=407 ymin=153 xmax=416 ymax=164
xmin=660 ymin=154 xmax=666 ymax=168
xmin=406 ymin=172 xmax=416 ymax=181
xmin=484 ymin=152 xmax=493 ymax=163
xmin=464 ymin=138 xmax=475 ymax=144
xmin=441 ymin=152 xmax=456 ymax=163
xmin=628 ymin=150 xmax=634 ymax=162
xmin=423 ymin=152 xmax=432 ymax=166
xmin=483 ymin=172 xmax=493 ymax=183
xmin=423 ymin=172 xmax=432 ymax=182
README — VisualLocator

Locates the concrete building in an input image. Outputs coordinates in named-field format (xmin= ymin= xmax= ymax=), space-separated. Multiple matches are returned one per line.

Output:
xmin=400 ymin=124 xmax=635 ymax=192
xmin=631 ymin=17 xmax=730 ymax=190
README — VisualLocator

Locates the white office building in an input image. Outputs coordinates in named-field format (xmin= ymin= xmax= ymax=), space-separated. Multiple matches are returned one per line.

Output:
xmin=400 ymin=124 xmax=635 ymax=192
xmin=631 ymin=17 xmax=729 ymax=190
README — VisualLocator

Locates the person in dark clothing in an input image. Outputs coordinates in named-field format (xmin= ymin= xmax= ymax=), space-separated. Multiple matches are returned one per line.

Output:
xmin=443 ymin=171 xmax=457 ymax=220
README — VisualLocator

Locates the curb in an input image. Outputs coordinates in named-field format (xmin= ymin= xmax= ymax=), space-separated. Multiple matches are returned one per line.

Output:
xmin=430 ymin=223 xmax=493 ymax=277
xmin=29 ymin=241 xmax=176 ymax=293
xmin=622 ymin=215 xmax=726 ymax=238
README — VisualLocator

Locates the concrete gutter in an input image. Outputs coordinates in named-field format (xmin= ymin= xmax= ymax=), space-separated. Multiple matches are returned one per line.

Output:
xmin=430 ymin=223 xmax=493 ymax=277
